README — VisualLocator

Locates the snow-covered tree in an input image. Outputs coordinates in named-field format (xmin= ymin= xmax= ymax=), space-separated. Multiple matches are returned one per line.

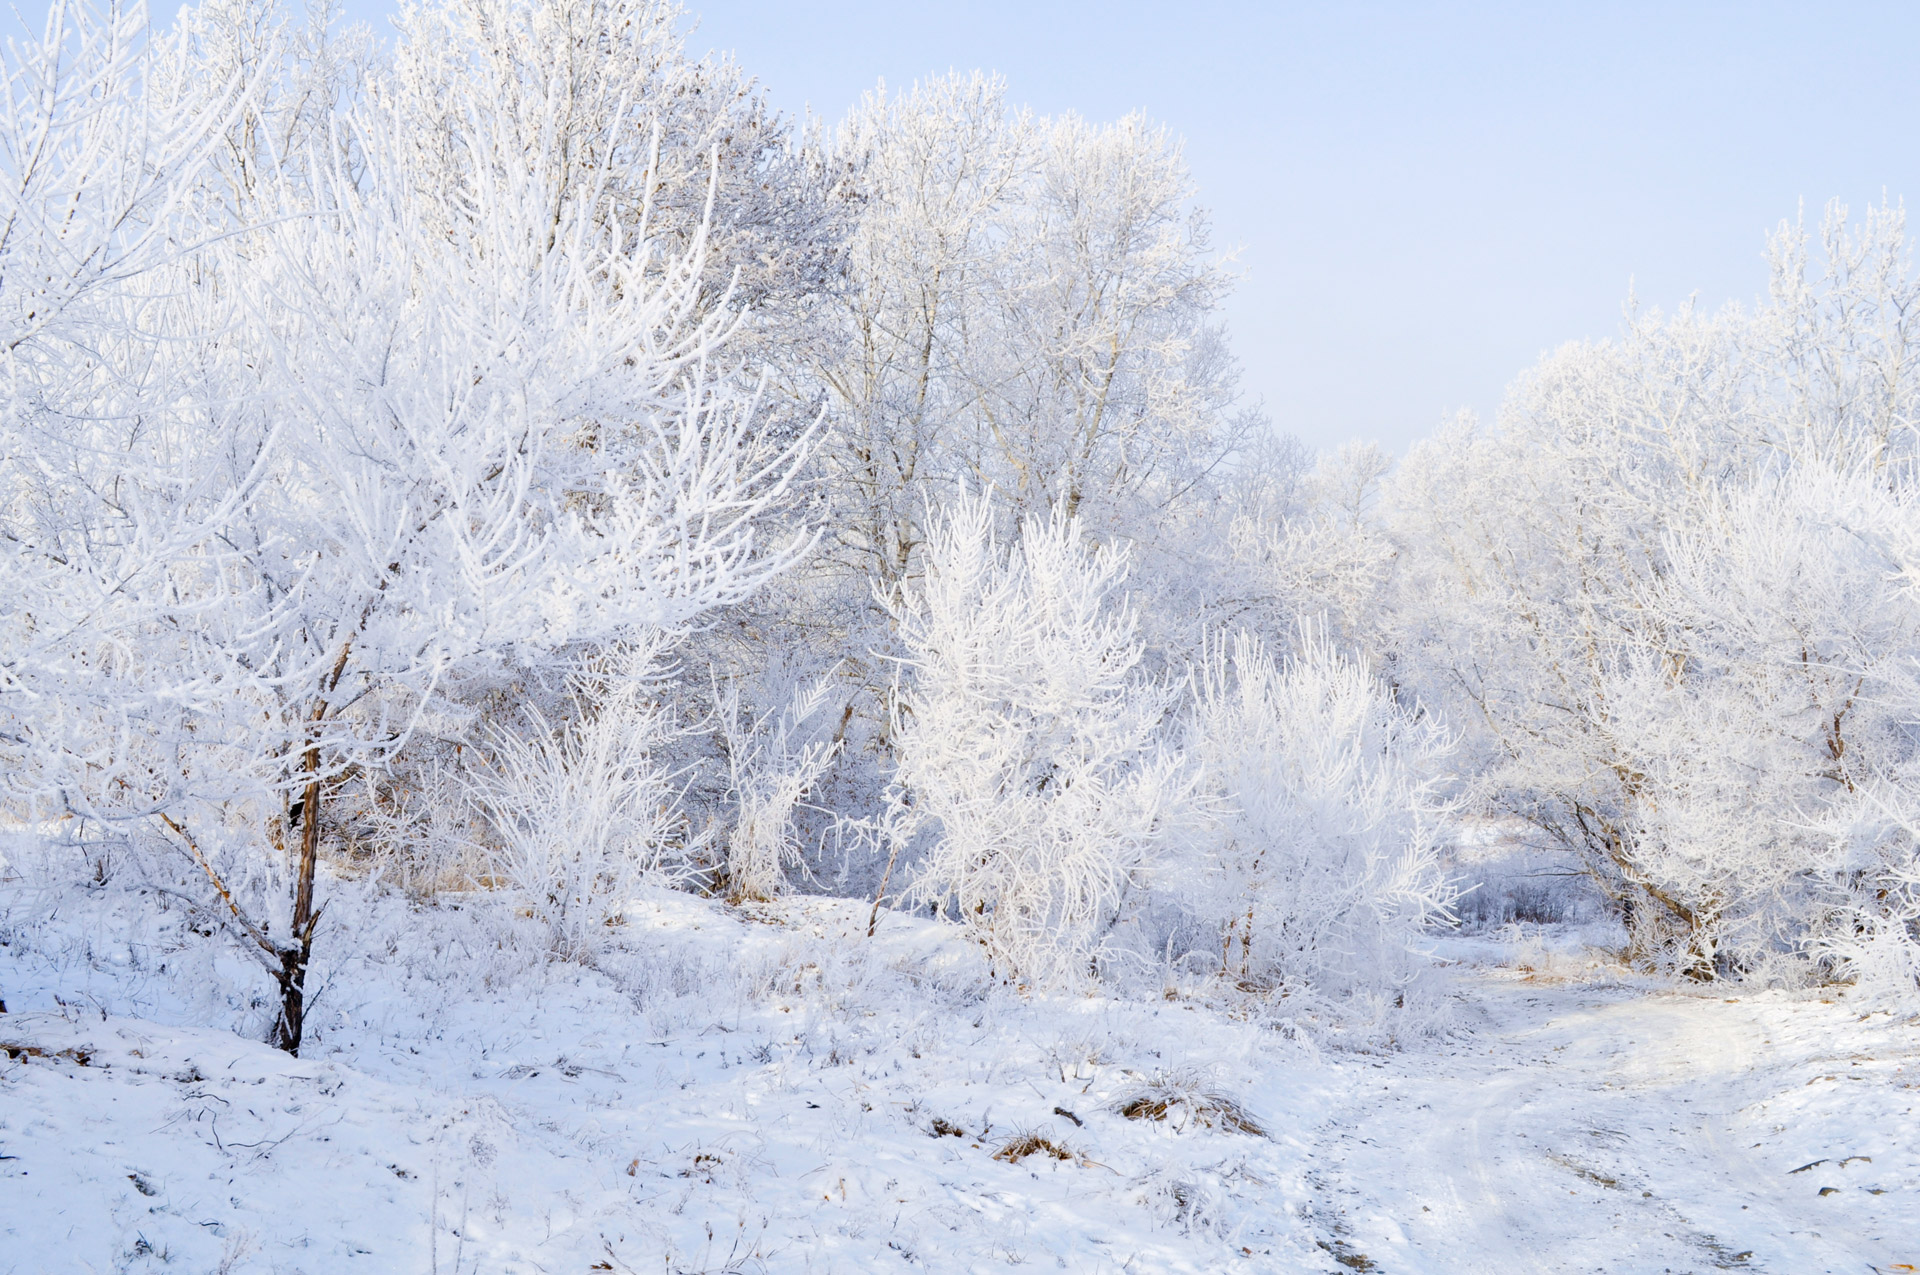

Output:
xmin=0 ymin=0 xmax=256 ymax=1020
xmin=813 ymin=73 xmax=1246 ymax=600
xmin=389 ymin=0 xmax=840 ymax=364
xmin=812 ymin=73 xmax=1035 ymax=602
xmin=1219 ymin=441 xmax=1397 ymax=656
xmin=1 ymin=0 xmax=811 ymax=1052
xmin=1383 ymin=203 xmax=1920 ymax=980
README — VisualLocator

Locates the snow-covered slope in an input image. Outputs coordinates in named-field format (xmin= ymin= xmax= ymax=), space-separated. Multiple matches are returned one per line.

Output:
xmin=0 ymin=886 xmax=1339 ymax=1272
xmin=3 ymin=874 xmax=1916 ymax=1273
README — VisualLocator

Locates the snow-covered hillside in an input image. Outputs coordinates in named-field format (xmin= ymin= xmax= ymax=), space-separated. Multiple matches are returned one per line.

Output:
xmin=3 ymin=871 xmax=1916 ymax=1273
xmin=1 ymin=875 xmax=1345 ymax=1273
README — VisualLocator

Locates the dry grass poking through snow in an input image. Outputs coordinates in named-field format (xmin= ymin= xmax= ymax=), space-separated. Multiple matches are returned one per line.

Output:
xmin=992 ymin=1132 xmax=1078 ymax=1164
xmin=1115 ymin=1069 xmax=1270 ymax=1137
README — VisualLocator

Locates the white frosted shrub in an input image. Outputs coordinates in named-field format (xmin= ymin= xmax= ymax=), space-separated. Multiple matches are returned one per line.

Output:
xmin=888 ymin=491 xmax=1192 ymax=989
xmin=468 ymin=638 xmax=694 ymax=959
xmin=717 ymin=672 xmax=839 ymax=902
xmin=1182 ymin=629 xmax=1454 ymax=1003
xmin=1815 ymin=791 xmax=1920 ymax=1012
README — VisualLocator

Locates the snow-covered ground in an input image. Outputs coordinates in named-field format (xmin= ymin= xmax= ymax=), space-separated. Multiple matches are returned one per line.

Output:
xmin=1314 ymin=934 xmax=1920 ymax=1274
xmin=2 ymin=866 xmax=1917 ymax=1273
xmin=0 ymin=873 xmax=1342 ymax=1273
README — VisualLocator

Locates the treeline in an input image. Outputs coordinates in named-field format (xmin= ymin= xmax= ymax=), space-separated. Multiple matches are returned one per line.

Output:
xmin=2 ymin=0 xmax=1915 ymax=1053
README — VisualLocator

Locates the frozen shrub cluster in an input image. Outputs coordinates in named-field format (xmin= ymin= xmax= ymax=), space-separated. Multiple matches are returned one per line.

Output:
xmin=886 ymin=493 xmax=1193 ymax=990
xmin=716 ymin=672 xmax=840 ymax=903
xmin=1179 ymin=630 xmax=1455 ymax=1003
xmin=468 ymin=639 xmax=694 ymax=959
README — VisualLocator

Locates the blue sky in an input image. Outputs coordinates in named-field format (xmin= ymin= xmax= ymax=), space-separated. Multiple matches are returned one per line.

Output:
xmin=671 ymin=2 xmax=1920 ymax=454
xmin=105 ymin=2 xmax=1920 ymax=451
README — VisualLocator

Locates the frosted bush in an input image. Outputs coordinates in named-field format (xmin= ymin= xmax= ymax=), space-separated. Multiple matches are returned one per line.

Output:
xmin=468 ymin=638 xmax=697 ymax=959
xmin=1180 ymin=629 xmax=1455 ymax=1005
xmin=1815 ymin=794 xmax=1920 ymax=1012
xmin=887 ymin=491 xmax=1194 ymax=989
xmin=716 ymin=673 xmax=839 ymax=902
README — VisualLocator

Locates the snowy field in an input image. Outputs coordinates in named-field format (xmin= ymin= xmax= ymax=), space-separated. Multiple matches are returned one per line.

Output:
xmin=3 ymin=858 xmax=1916 ymax=1274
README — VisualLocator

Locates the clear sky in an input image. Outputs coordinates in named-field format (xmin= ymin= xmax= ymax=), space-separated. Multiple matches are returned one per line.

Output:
xmin=669 ymin=1 xmax=1920 ymax=454
xmin=88 ymin=1 xmax=1920 ymax=452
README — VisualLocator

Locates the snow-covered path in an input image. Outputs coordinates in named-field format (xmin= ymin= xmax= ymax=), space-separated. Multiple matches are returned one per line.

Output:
xmin=1308 ymin=963 xmax=1920 ymax=1275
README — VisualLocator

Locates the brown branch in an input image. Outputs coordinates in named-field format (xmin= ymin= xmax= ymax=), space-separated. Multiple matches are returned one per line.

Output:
xmin=155 ymin=812 xmax=280 ymax=963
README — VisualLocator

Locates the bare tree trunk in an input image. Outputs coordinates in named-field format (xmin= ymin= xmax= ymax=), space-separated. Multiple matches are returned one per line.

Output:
xmin=268 ymin=750 xmax=324 ymax=1055
xmin=867 ymin=836 xmax=904 ymax=939
xmin=269 ymin=643 xmax=351 ymax=1055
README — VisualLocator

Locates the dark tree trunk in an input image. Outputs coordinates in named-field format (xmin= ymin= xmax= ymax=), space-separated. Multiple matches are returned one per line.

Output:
xmin=268 ymin=942 xmax=312 ymax=1054
xmin=269 ymin=635 xmax=347 ymax=1058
